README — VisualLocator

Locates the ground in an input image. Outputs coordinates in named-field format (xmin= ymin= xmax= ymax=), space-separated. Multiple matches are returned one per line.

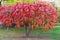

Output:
xmin=0 ymin=25 xmax=60 ymax=40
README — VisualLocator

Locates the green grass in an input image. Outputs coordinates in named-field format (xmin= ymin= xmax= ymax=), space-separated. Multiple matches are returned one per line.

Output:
xmin=0 ymin=27 xmax=25 ymax=38
xmin=30 ymin=26 xmax=60 ymax=40
xmin=0 ymin=26 xmax=60 ymax=40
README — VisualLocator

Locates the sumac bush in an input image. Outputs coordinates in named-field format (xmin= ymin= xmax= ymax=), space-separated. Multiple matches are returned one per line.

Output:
xmin=0 ymin=2 xmax=58 ymax=31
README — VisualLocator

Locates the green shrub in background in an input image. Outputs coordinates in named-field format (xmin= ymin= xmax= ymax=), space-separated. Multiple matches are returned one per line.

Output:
xmin=6 ymin=0 xmax=35 ymax=5
xmin=23 ymin=0 xmax=35 ymax=2
xmin=56 ymin=7 xmax=60 ymax=23
xmin=6 ymin=0 xmax=14 ymax=5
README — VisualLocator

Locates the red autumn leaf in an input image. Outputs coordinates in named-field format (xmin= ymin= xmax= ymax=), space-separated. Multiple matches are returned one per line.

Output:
xmin=0 ymin=1 xmax=58 ymax=31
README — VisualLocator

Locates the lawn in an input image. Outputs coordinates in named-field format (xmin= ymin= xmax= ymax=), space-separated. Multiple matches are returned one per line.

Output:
xmin=0 ymin=25 xmax=60 ymax=40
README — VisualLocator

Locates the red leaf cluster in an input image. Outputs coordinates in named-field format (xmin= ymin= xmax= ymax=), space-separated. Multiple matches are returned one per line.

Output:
xmin=0 ymin=2 xmax=58 ymax=31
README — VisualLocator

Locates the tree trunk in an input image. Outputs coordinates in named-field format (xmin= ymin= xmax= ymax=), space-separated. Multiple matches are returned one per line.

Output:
xmin=25 ymin=26 xmax=31 ymax=37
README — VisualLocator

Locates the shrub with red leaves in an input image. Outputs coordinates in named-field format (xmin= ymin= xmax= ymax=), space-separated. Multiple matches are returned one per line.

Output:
xmin=0 ymin=2 xmax=58 ymax=31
